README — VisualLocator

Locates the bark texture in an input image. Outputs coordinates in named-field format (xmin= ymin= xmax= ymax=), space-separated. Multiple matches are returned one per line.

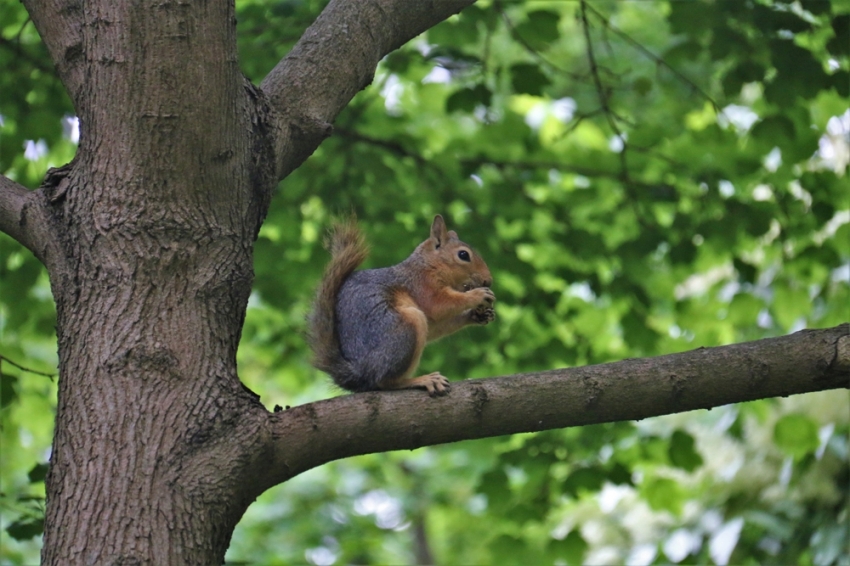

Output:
xmin=0 ymin=0 xmax=845 ymax=564
xmin=1 ymin=0 xmax=473 ymax=563
xmin=28 ymin=1 xmax=273 ymax=562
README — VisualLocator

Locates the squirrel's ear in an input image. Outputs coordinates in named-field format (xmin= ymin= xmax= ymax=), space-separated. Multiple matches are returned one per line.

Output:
xmin=430 ymin=215 xmax=449 ymax=247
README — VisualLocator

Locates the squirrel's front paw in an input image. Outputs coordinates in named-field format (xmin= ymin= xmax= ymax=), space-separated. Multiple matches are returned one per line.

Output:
xmin=470 ymin=306 xmax=495 ymax=325
xmin=467 ymin=286 xmax=495 ymax=309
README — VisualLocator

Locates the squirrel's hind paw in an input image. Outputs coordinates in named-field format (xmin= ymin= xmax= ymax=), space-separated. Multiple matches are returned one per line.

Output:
xmin=416 ymin=372 xmax=451 ymax=397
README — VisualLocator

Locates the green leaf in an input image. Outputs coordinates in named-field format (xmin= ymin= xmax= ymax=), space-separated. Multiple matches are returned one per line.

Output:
xmin=771 ymin=281 xmax=810 ymax=330
xmin=383 ymin=50 xmax=412 ymax=74
xmin=28 ymin=462 xmax=49 ymax=483
xmin=733 ymin=258 xmax=758 ymax=284
xmin=1 ymin=372 xmax=19 ymax=408
xmin=827 ymin=15 xmax=849 ymax=56
xmin=832 ymin=70 xmax=849 ymax=97
xmin=799 ymin=0 xmax=833 ymax=15
xmin=427 ymin=12 xmax=480 ymax=46
xmin=767 ymin=39 xmax=832 ymax=105
xmin=663 ymin=40 xmax=703 ymax=64
xmin=510 ymin=64 xmax=550 ymax=96
xmin=446 ymin=84 xmax=492 ymax=113
xmin=668 ymin=1 xmax=716 ymax=36
xmin=752 ymin=4 xmax=812 ymax=35
xmin=489 ymin=533 xmax=537 ymax=565
xmin=811 ymin=523 xmax=848 ymax=566
xmin=728 ymin=292 xmax=763 ymax=326
xmin=548 ymin=530 xmax=588 ymax=565
xmin=751 ymin=115 xmax=795 ymax=148
xmin=563 ymin=466 xmax=606 ymax=497
xmin=477 ymin=468 xmax=510 ymax=512
xmin=642 ymin=477 xmax=685 ymax=515
xmin=668 ymin=430 xmax=704 ymax=472
xmin=621 ymin=310 xmax=659 ymax=352
xmin=606 ymin=462 xmax=633 ymax=485
xmin=6 ymin=518 xmax=44 ymax=541
xmin=633 ymin=76 xmax=653 ymax=96
xmin=773 ymin=413 xmax=820 ymax=460
xmin=711 ymin=27 xmax=749 ymax=60
xmin=514 ymin=10 xmax=561 ymax=49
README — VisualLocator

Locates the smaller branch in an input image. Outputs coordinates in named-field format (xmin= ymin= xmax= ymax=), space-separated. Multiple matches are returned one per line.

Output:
xmin=0 ymin=34 xmax=55 ymax=76
xmin=582 ymin=2 xmax=721 ymax=113
xmin=460 ymin=156 xmax=671 ymax=192
xmin=481 ymin=15 xmax=493 ymax=78
xmin=259 ymin=0 xmax=474 ymax=180
xmin=497 ymin=4 xmax=583 ymax=80
xmin=20 ymin=0 xmax=85 ymax=109
xmin=0 ymin=175 xmax=35 ymax=247
xmin=333 ymin=127 xmax=454 ymax=187
xmin=0 ymin=355 xmax=56 ymax=381
xmin=0 ymin=174 xmax=54 ymax=266
xmin=334 ymin=128 xmax=427 ymax=166
xmin=580 ymin=1 xmax=630 ymax=185
xmin=579 ymin=1 xmax=654 ymax=229
xmin=333 ymin=129 xmax=672 ymax=192
xmin=15 ymin=16 xmax=32 ymax=41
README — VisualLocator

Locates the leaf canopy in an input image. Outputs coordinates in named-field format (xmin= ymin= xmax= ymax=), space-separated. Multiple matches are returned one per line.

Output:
xmin=1 ymin=0 xmax=848 ymax=564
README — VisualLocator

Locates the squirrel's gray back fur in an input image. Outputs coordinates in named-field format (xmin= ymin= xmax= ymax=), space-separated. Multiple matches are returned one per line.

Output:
xmin=332 ymin=266 xmax=418 ymax=391
xmin=307 ymin=222 xmax=418 ymax=392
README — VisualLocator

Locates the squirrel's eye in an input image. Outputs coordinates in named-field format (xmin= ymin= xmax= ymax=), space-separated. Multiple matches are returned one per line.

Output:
xmin=458 ymin=250 xmax=471 ymax=262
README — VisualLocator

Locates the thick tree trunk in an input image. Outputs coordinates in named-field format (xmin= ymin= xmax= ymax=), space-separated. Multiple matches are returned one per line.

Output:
xmin=12 ymin=1 xmax=474 ymax=562
xmin=0 ymin=0 xmax=475 ymax=562
xmin=28 ymin=2 xmax=275 ymax=563
xmin=41 ymin=154 xmax=269 ymax=564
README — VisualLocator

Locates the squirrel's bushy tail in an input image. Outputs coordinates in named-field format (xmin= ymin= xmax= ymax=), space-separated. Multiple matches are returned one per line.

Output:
xmin=307 ymin=218 xmax=369 ymax=377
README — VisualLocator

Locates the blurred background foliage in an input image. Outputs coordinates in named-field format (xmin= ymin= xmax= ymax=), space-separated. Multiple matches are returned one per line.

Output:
xmin=1 ymin=0 xmax=848 ymax=564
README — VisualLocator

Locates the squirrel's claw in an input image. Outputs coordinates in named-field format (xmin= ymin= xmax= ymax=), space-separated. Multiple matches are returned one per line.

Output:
xmin=470 ymin=306 xmax=495 ymax=325
xmin=421 ymin=372 xmax=451 ymax=397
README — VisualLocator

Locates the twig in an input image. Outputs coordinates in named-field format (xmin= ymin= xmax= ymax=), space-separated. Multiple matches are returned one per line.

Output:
xmin=15 ymin=16 xmax=32 ymax=42
xmin=333 ymin=127 xmax=454 ymax=186
xmin=580 ymin=1 xmax=630 ymax=184
xmin=582 ymin=2 xmax=721 ymax=113
xmin=497 ymin=3 xmax=584 ymax=81
xmin=0 ymin=34 xmax=55 ymax=76
xmin=0 ymin=354 xmax=56 ymax=381
xmin=459 ymin=157 xmax=674 ymax=193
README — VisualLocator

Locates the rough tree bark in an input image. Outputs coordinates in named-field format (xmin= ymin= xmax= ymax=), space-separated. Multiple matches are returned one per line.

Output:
xmin=0 ymin=1 xmax=847 ymax=564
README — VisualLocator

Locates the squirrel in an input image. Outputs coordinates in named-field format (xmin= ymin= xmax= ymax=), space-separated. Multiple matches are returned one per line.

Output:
xmin=307 ymin=215 xmax=495 ymax=396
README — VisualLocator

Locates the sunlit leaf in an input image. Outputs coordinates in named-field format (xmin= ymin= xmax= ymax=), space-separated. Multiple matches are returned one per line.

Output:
xmin=773 ymin=413 xmax=820 ymax=460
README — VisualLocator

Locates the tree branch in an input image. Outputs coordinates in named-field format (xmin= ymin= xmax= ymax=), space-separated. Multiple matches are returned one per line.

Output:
xmin=20 ymin=0 xmax=85 ymax=110
xmin=0 ymin=175 xmax=42 ymax=257
xmin=262 ymin=324 xmax=849 ymax=487
xmin=259 ymin=0 xmax=474 ymax=180
xmin=332 ymin=128 xmax=678 ymax=192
